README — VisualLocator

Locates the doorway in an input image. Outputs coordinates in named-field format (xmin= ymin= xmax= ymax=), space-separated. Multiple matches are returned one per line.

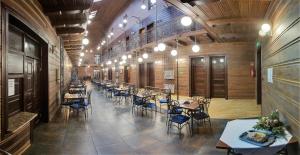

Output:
xmin=191 ymin=57 xmax=208 ymax=97
xmin=5 ymin=14 xmax=48 ymax=127
xmin=124 ymin=66 xmax=130 ymax=83
xmin=146 ymin=62 xmax=155 ymax=87
xmin=139 ymin=63 xmax=145 ymax=88
xmin=256 ymin=45 xmax=262 ymax=104
xmin=210 ymin=56 xmax=226 ymax=98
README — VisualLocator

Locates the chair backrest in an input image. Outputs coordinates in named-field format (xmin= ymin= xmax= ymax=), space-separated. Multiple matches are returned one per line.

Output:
xmin=167 ymin=100 xmax=180 ymax=111
xmin=132 ymin=94 xmax=145 ymax=105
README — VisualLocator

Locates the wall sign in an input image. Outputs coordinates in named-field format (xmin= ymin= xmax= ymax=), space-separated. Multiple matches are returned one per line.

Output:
xmin=164 ymin=70 xmax=174 ymax=79
xmin=8 ymin=79 xmax=15 ymax=96
xmin=267 ymin=68 xmax=273 ymax=83
xmin=164 ymin=84 xmax=175 ymax=93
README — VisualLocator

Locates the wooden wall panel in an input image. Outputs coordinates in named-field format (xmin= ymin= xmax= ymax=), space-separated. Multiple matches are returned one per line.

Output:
xmin=64 ymin=50 xmax=72 ymax=89
xmin=48 ymin=48 xmax=61 ymax=121
xmin=142 ymin=42 xmax=255 ymax=98
xmin=261 ymin=0 xmax=300 ymax=140
xmin=0 ymin=0 xmax=67 ymax=122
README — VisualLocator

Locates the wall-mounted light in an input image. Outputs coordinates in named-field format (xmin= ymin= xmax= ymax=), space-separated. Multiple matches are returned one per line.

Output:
xmin=153 ymin=46 xmax=159 ymax=52
xmin=142 ymin=53 xmax=149 ymax=59
xmin=106 ymin=60 xmax=112 ymax=65
xmin=259 ymin=23 xmax=272 ymax=37
xmin=181 ymin=16 xmax=192 ymax=27
xmin=87 ymin=20 xmax=91 ymax=24
xmin=141 ymin=4 xmax=147 ymax=10
xmin=128 ymin=54 xmax=132 ymax=59
xmin=82 ymin=38 xmax=89 ymax=45
xmin=114 ymin=59 xmax=118 ymax=63
xmin=119 ymin=23 xmax=123 ymax=28
xmin=90 ymin=49 xmax=93 ymax=53
xmin=80 ymin=52 xmax=84 ymax=57
xmin=158 ymin=43 xmax=166 ymax=51
xmin=171 ymin=49 xmax=177 ymax=56
xmin=97 ymin=46 xmax=101 ymax=50
xmin=122 ymin=55 xmax=127 ymax=60
xmin=138 ymin=57 xmax=143 ymax=62
xmin=150 ymin=0 xmax=156 ymax=4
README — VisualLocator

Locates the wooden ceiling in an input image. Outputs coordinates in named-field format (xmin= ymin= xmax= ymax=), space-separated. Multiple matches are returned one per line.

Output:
xmin=166 ymin=0 xmax=272 ymax=42
xmin=38 ymin=0 xmax=131 ymax=64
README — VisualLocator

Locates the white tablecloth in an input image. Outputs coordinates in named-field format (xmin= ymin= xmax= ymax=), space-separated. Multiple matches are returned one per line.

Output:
xmin=220 ymin=119 xmax=292 ymax=155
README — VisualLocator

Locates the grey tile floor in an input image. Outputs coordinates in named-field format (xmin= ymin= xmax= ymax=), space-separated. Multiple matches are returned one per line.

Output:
xmin=24 ymin=85 xmax=299 ymax=155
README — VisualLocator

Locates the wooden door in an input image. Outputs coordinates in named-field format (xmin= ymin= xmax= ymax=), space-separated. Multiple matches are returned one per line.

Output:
xmin=24 ymin=57 xmax=34 ymax=112
xmin=146 ymin=63 xmax=155 ymax=87
xmin=191 ymin=57 xmax=208 ymax=97
xmin=124 ymin=66 xmax=130 ymax=83
xmin=139 ymin=63 xmax=145 ymax=88
xmin=108 ymin=68 xmax=112 ymax=81
xmin=210 ymin=56 xmax=226 ymax=98
xmin=33 ymin=60 xmax=42 ymax=119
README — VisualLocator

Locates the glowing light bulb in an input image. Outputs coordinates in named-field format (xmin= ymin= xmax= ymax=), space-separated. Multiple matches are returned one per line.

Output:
xmin=142 ymin=53 xmax=149 ymax=59
xmin=181 ymin=16 xmax=192 ymax=27
xmin=158 ymin=43 xmax=166 ymax=51
xmin=192 ymin=44 xmax=200 ymax=53
xmin=171 ymin=49 xmax=177 ymax=56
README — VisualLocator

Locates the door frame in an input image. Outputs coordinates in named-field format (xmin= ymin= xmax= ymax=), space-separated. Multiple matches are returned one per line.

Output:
xmin=209 ymin=55 xmax=228 ymax=99
xmin=189 ymin=55 xmax=228 ymax=99
xmin=256 ymin=45 xmax=262 ymax=104
xmin=1 ymin=6 xmax=49 ymax=138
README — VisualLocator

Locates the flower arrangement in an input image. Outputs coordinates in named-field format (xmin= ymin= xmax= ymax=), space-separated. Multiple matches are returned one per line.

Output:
xmin=253 ymin=110 xmax=285 ymax=136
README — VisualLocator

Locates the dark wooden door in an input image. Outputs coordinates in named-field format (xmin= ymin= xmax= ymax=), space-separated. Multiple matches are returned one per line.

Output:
xmin=139 ymin=63 xmax=145 ymax=88
xmin=24 ymin=57 xmax=34 ymax=112
xmin=146 ymin=63 xmax=155 ymax=87
xmin=33 ymin=60 xmax=42 ymax=120
xmin=191 ymin=57 xmax=208 ymax=97
xmin=210 ymin=56 xmax=226 ymax=98
xmin=124 ymin=66 xmax=130 ymax=83
xmin=108 ymin=68 xmax=112 ymax=81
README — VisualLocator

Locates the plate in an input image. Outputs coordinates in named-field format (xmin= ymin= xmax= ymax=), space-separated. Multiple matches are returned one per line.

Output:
xmin=239 ymin=130 xmax=276 ymax=147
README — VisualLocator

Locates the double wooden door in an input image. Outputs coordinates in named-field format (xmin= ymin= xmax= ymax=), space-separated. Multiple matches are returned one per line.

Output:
xmin=191 ymin=56 xmax=227 ymax=98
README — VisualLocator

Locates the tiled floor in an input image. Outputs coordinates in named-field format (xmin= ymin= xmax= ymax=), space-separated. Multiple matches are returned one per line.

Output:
xmin=24 ymin=84 xmax=298 ymax=155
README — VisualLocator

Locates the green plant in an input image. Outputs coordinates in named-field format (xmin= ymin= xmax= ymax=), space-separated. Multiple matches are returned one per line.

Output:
xmin=253 ymin=110 xmax=285 ymax=136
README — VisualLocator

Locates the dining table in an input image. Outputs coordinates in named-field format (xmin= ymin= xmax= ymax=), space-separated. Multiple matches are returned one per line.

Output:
xmin=64 ymin=93 xmax=87 ymax=101
xmin=216 ymin=119 xmax=298 ymax=155
xmin=178 ymin=100 xmax=205 ymax=136
xmin=69 ymin=87 xmax=86 ymax=94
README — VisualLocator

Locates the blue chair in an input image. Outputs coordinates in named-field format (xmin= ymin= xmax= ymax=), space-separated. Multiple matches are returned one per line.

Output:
xmin=70 ymin=91 xmax=92 ymax=120
xmin=132 ymin=94 xmax=149 ymax=115
xmin=158 ymin=89 xmax=171 ymax=112
xmin=193 ymin=98 xmax=211 ymax=128
xmin=167 ymin=114 xmax=190 ymax=136
xmin=166 ymin=100 xmax=183 ymax=125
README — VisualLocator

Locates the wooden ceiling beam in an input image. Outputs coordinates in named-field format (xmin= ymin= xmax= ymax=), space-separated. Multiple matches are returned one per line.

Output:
xmin=52 ymin=18 xmax=87 ymax=27
xmin=206 ymin=18 xmax=263 ymax=27
xmin=56 ymin=27 xmax=85 ymax=35
xmin=166 ymin=0 xmax=222 ymax=42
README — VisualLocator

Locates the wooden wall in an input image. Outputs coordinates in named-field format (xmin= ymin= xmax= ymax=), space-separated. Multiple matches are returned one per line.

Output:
xmin=261 ymin=0 xmax=300 ymax=140
xmin=77 ymin=66 xmax=93 ymax=80
xmin=0 ymin=0 xmax=66 ymax=122
xmin=133 ymin=42 xmax=256 ymax=98
xmin=64 ymin=50 xmax=72 ymax=89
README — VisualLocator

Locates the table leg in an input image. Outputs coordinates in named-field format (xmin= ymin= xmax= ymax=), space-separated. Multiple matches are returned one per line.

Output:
xmin=191 ymin=111 xmax=194 ymax=136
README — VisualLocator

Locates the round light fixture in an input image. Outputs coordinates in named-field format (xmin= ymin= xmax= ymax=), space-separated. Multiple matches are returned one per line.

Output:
xmin=171 ymin=49 xmax=177 ymax=56
xmin=158 ymin=43 xmax=166 ymax=51
xmin=154 ymin=46 xmax=159 ymax=52
xmin=138 ymin=57 xmax=143 ymax=63
xmin=259 ymin=30 xmax=267 ymax=36
xmin=261 ymin=23 xmax=271 ymax=33
xmin=141 ymin=4 xmax=147 ymax=10
xmin=110 ymin=32 xmax=114 ymax=36
xmin=114 ymin=59 xmax=118 ymax=63
xmin=192 ymin=44 xmax=200 ymax=53
xmin=127 ymin=54 xmax=132 ymax=59
xmin=150 ymin=0 xmax=156 ymax=4
xmin=82 ymin=38 xmax=89 ymax=45
xmin=87 ymin=20 xmax=91 ymax=24
xmin=181 ymin=16 xmax=192 ymax=27
xmin=107 ymin=60 xmax=112 ymax=65
xmin=142 ymin=53 xmax=149 ymax=59
xmin=80 ymin=52 xmax=84 ymax=57
xmin=122 ymin=55 xmax=127 ymax=60
xmin=79 ymin=58 xmax=82 ymax=62
xmin=123 ymin=19 xmax=128 ymax=24
xmin=118 ymin=23 xmax=123 ymax=28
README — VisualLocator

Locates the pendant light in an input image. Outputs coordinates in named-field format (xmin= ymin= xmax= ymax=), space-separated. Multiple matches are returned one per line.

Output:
xmin=192 ymin=36 xmax=200 ymax=53
xmin=181 ymin=16 xmax=192 ymax=27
